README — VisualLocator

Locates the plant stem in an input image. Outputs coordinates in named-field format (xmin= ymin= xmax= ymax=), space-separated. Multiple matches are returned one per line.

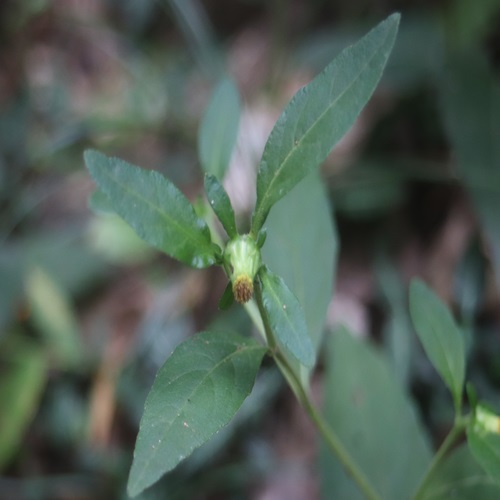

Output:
xmin=412 ymin=416 xmax=468 ymax=500
xmin=251 ymin=280 xmax=381 ymax=500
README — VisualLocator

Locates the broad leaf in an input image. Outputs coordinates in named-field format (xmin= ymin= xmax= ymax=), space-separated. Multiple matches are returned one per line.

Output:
xmin=127 ymin=330 xmax=267 ymax=497
xmin=467 ymin=405 xmax=500 ymax=481
xmin=251 ymin=13 xmax=400 ymax=233
xmin=426 ymin=444 xmax=500 ymax=499
xmin=320 ymin=327 xmax=431 ymax=500
xmin=204 ymin=174 xmax=237 ymax=238
xmin=440 ymin=53 xmax=500 ymax=288
xmin=409 ymin=278 xmax=466 ymax=407
xmin=198 ymin=78 xmax=240 ymax=180
xmin=84 ymin=150 xmax=219 ymax=268
xmin=257 ymin=266 xmax=315 ymax=368
xmin=0 ymin=337 xmax=48 ymax=469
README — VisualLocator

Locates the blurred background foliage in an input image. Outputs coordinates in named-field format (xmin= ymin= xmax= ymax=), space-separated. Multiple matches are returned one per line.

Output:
xmin=0 ymin=0 xmax=499 ymax=499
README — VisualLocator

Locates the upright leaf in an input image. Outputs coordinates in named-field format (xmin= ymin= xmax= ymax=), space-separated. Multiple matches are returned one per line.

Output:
xmin=198 ymin=78 xmax=241 ymax=180
xmin=84 ymin=150 xmax=219 ymax=268
xmin=0 ymin=337 xmax=48 ymax=469
xmin=409 ymin=278 xmax=466 ymax=408
xmin=262 ymin=172 xmax=336 ymax=353
xmin=204 ymin=173 xmax=237 ymax=238
xmin=127 ymin=330 xmax=267 ymax=497
xmin=257 ymin=266 xmax=315 ymax=368
xmin=251 ymin=13 xmax=400 ymax=234
xmin=440 ymin=53 xmax=500 ymax=288
xmin=320 ymin=327 xmax=431 ymax=500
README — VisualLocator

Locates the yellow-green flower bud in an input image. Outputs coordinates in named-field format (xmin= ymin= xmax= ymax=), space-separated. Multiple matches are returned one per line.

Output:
xmin=223 ymin=235 xmax=261 ymax=304
xmin=475 ymin=405 xmax=500 ymax=435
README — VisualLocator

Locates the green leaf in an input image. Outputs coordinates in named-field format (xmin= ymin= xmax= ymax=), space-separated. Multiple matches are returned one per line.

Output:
xmin=127 ymin=330 xmax=267 ymax=497
xmin=467 ymin=404 xmax=500 ymax=481
xmin=218 ymin=281 xmax=234 ymax=310
xmin=204 ymin=173 xmax=237 ymax=238
xmin=251 ymin=13 xmax=400 ymax=234
xmin=409 ymin=278 xmax=466 ymax=407
xmin=257 ymin=266 xmax=315 ymax=368
xmin=0 ymin=337 xmax=48 ymax=469
xmin=320 ymin=327 xmax=431 ymax=500
xmin=198 ymin=78 xmax=241 ymax=180
xmin=262 ymin=172 xmax=336 ymax=354
xmin=439 ymin=53 xmax=500 ymax=288
xmin=84 ymin=150 xmax=220 ymax=268
xmin=426 ymin=444 xmax=500 ymax=499
xmin=25 ymin=267 xmax=84 ymax=370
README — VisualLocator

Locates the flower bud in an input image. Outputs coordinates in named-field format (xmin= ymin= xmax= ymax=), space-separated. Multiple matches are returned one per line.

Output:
xmin=223 ymin=235 xmax=261 ymax=303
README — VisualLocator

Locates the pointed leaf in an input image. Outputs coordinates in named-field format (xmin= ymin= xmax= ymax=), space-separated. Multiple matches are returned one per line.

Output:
xmin=251 ymin=13 xmax=400 ymax=233
xmin=84 ymin=150 xmax=219 ymax=268
xmin=258 ymin=266 xmax=315 ymax=368
xmin=204 ymin=174 xmax=237 ymax=238
xmin=409 ymin=278 xmax=466 ymax=407
xmin=218 ymin=281 xmax=234 ymax=310
xmin=320 ymin=327 xmax=431 ymax=500
xmin=127 ymin=330 xmax=267 ymax=497
xmin=198 ymin=78 xmax=241 ymax=180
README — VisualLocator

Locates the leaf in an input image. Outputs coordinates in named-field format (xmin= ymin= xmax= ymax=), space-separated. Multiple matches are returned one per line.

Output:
xmin=204 ymin=174 xmax=237 ymax=238
xmin=218 ymin=282 xmax=234 ymax=310
xmin=467 ymin=404 xmax=500 ymax=481
xmin=409 ymin=278 xmax=466 ymax=407
xmin=439 ymin=53 xmax=500 ymax=288
xmin=251 ymin=13 xmax=400 ymax=234
xmin=320 ymin=327 xmax=431 ymax=500
xmin=25 ymin=267 xmax=84 ymax=370
xmin=0 ymin=337 xmax=48 ymax=469
xmin=127 ymin=330 xmax=267 ymax=497
xmin=262 ymin=172 xmax=336 ymax=353
xmin=426 ymin=444 xmax=500 ymax=499
xmin=198 ymin=78 xmax=241 ymax=180
xmin=257 ymin=266 xmax=315 ymax=368
xmin=84 ymin=150 xmax=220 ymax=268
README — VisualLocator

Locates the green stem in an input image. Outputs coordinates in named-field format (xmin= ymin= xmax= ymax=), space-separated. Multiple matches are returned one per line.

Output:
xmin=251 ymin=280 xmax=381 ymax=500
xmin=412 ymin=416 xmax=468 ymax=500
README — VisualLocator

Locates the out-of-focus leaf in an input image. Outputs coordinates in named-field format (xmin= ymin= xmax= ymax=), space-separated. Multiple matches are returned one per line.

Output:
xmin=84 ymin=150 xmax=220 ymax=268
xmin=127 ymin=330 xmax=267 ymax=497
xmin=376 ymin=257 xmax=414 ymax=386
xmin=440 ymin=53 xmax=500 ymax=288
xmin=0 ymin=337 xmax=48 ymax=469
xmin=409 ymin=278 xmax=466 ymax=408
xmin=25 ymin=267 xmax=83 ymax=369
xmin=426 ymin=444 xmax=500 ymax=499
xmin=262 ymin=172 xmax=336 ymax=352
xmin=88 ymin=213 xmax=154 ymax=264
xmin=257 ymin=266 xmax=315 ymax=368
xmin=251 ymin=13 xmax=400 ymax=233
xmin=320 ymin=327 xmax=431 ymax=499
xmin=198 ymin=78 xmax=240 ymax=180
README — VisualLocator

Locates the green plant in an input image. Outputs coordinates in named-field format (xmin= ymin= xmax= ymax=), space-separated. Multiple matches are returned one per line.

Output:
xmin=83 ymin=12 xmax=500 ymax=499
